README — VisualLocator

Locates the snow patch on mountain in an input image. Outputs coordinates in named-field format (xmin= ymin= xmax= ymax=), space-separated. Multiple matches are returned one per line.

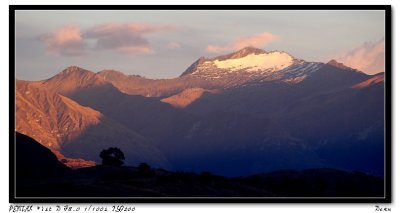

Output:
xmin=278 ymin=62 xmax=324 ymax=82
xmin=212 ymin=51 xmax=294 ymax=72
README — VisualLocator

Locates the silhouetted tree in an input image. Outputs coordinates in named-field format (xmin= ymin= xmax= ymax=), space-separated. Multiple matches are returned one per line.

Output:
xmin=99 ymin=147 xmax=125 ymax=166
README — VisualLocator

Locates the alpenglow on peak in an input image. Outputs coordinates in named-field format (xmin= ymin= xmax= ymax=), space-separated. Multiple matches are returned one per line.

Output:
xmin=182 ymin=47 xmax=296 ymax=76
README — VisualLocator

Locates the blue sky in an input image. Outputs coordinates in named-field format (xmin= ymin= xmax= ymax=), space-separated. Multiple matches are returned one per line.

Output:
xmin=15 ymin=10 xmax=385 ymax=80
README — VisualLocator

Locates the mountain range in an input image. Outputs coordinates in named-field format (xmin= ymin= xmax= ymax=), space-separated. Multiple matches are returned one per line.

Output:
xmin=15 ymin=46 xmax=385 ymax=177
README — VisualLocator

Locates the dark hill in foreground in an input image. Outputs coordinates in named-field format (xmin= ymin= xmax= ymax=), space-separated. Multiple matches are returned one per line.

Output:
xmin=15 ymin=132 xmax=71 ymax=179
xmin=17 ymin=164 xmax=384 ymax=198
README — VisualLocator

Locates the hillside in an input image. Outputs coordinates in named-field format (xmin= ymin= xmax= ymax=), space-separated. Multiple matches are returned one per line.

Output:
xmin=16 ymin=80 xmax=170 ymax=168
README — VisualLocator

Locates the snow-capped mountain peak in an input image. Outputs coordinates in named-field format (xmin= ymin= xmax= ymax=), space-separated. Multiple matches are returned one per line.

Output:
xmin=185 ymin=47 xmax=296 ymax=76
xmin=181 ymin=47 xmax=324 ymax=86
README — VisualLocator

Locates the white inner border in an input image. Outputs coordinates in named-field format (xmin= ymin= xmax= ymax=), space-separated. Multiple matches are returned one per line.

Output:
xmin=2 ymin=1 xmax=398 ymax=213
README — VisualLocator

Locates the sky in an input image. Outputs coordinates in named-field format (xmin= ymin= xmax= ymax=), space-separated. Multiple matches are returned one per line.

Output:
xmin=15 ymin=10 xmax=385 ymax=80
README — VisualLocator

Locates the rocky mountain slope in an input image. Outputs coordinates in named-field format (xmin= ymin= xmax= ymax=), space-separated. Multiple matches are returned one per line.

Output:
xmin=16 ymin=80 xmax=170 ymax=168
xmin=16 ymin=80 xmax=101 ymax=150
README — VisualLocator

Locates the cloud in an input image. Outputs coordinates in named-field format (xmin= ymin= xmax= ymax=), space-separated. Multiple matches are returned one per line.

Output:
xmin=336 ymin=39 xmax=384 ymax=74
xmin=206 ymin=32 xmax=278 ymax=53
xmin=85 ymin=23 xmax=175 ymax=36
xmin=84 ymin=23 xmax=176 ymax=55
xmin=40 ymin=23 xmax=177 ymax=56
xmin=40 ymin=25 xmax=84 ymax=56
xmin=166 ymin=42 xmax=181 ymax=49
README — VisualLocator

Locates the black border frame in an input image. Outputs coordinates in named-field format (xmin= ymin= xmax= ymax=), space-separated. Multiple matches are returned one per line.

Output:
xmin=9 ymin=5 xmax=392 ymax=203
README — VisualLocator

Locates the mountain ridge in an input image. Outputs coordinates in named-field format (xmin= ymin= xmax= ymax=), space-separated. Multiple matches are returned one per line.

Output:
xmin=42 ymin=66 xmax=108 ymax=95
xmin=37 ymin=47 xmax=373 ymax=98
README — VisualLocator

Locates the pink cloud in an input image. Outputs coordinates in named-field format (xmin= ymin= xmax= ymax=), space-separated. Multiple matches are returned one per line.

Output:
xmin=207 ymin=32 xmax=278 ymax=53
xmin=85 ymin=23 xmax=175 ymax=36
xmin=84 ymin=23 xmax=176 ymax=55
xmin=166 ymin=42 xmax=181 ymax=49
xmin=336 ymin=39 xmax=384 ymax=75
xmin=41 ymin=25 xmax=84 ymax=56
